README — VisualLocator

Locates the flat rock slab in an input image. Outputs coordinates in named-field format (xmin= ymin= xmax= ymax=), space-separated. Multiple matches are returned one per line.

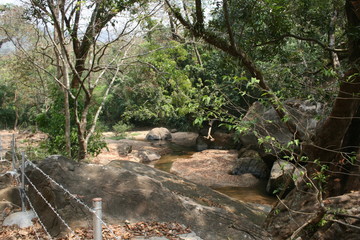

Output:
xmin=171 ymin=150 xmax=260 ymax=188
xmin=27 ymin=157 xmax=270 ymax=239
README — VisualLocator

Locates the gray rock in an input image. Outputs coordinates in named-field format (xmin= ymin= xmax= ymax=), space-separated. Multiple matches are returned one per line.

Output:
xmin=232 ymin=153 xmax=270 ymax=179
xmin=117 ymin=143 xmax=132 ymax=156
xmin=3 ymin=210 xmax=36 ymax=228
xmin=146 ymin=128 xmax=172 ymax=140
xmin=26 ymin=157 xmax=270 ymax=239
xmin=239 ymin=100 xmax=324 ymax=157
xmin=179 ymin=232 xmax=203 ymax=240
xmin=266 ymin=160 xmax=304 ymax=195
xmin=137 ymin=150 xmax=161 ymax=163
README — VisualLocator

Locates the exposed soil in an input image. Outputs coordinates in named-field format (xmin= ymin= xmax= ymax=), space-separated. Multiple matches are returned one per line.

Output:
xmin=91 ymin=131 xmax=198 ymax=165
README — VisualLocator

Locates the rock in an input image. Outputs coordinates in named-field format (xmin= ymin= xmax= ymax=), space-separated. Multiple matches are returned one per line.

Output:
xmin=0 ymin=187 xmax=22 ymax=208
xmin=266 ymin=160 xmax=304 ymax=195
xmin=309 ymin=191 xmax=360 ymax=240
xmin=136 ymin=150 xmax=161 ymax=163
xmin=0 ymin=171 xmax=14 ymax=188
xmin=170 ymin=132 xmax=198 ymax=147
xmin=239 ymin=100 xmax=324 ymax=157
xmin=171 ymin=150 xmax=260 ymax=188
xmin=196 ymin=131 xmax=236 ymax=151
xmin=117 ymin=143 xmax=132 ymax=156
xmin=3 ymin=210 xmax=36 ymax=228
xmin=195 ymin=136 xmax=209 ymax=151
xmin=178 ymin=232 xmax=203 ymax=240
xmin=267 ymin=190 xmax=360 ymax=240
xmin=26 ymin=157 xmax=270 ymax=239
xmin=146 ymin=128 xmax=172 ymax=140
xmin=232 ymin=149 xmax=270 ymax=179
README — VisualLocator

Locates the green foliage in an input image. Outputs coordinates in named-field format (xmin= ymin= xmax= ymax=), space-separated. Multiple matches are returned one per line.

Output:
xmin=0 ymin=85 xmax=15 ymax=128
xmin=113 ymin=121 xmax=134 ymax=138
xmin=36 ymin=89 xmax=106 ymax=159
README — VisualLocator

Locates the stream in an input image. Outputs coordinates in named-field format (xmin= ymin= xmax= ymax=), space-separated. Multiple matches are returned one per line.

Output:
xmin=151 ymin=142 xmax=277 ymax=206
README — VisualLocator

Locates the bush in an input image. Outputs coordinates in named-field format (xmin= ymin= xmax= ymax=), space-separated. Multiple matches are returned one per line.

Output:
xmin=113 ymin=121 xmax=134 ymax=138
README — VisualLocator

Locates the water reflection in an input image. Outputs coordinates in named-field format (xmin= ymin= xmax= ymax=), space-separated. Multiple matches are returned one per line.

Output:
xmin=213 ymin=182 xmax=277 ymax=205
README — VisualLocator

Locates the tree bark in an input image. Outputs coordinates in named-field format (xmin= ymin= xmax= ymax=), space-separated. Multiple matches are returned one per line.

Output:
xmin=54 ymin=1 xmax=71 ymax=156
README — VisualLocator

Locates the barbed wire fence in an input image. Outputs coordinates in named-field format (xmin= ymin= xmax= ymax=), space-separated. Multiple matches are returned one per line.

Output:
xmin=0 ymin=134 xmax=121 ymax=240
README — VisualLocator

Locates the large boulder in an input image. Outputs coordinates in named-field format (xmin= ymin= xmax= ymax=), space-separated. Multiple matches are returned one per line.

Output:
xmin=26 ymin=156 xmax=270 ymax=239
xmin=266 ymin=160 xmax=304 ymax=195
xmin=232 ymin=150 xmax=270 ymax=179
xmin=239 ymin=100 xmax=324 ymax=157
xmin=171 ymin=150 xmax=260 ymax=188
xmin=146 ymin=128 xmax=172 ymax=141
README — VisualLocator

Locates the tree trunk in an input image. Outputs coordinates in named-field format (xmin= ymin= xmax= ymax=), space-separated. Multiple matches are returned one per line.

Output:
xmin=77 ymin=127 xmax=87 ymax=160
xmin=266 ymin=1 xmax=360 ymax=238
xmin=328 ymin=9 xmax=341 ymax=72
xmin=63 ymin=64 xmax=72 ymax=157
xmin=304 ymin=0 xmax=360 ymax=196
xmin=54 ymin=2 xmax=72 ymax=157
xmin=76 ymin=95 xmax=91 ymax=160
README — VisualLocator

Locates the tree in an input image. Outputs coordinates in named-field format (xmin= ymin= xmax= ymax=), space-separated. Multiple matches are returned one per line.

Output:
xmin=25 ymin=0 xmax=161 ymax=160
xmin=0 ymin=3 xmax=50 ymax=130
xmin=165 ymin=0 xmax=360 ymax=238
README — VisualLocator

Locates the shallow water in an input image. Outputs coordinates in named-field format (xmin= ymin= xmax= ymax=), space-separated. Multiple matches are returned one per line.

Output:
xmin=152 ymin=143 xmax=277 ymax=206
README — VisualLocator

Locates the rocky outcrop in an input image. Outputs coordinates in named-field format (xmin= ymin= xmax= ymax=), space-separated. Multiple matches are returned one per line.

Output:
xmin=26 ymin=156 xmax=270 ymax=239
xmin=171 ymin=150 xmax=260 ymax=188
xmin=239 ymin=100 xmax=324 ymax=157
xmin=232 ymin=150 xmax=270 ymax=179
xmin=146 ymin=128 xmax=172 ymax=140
xmin=266 ymin=189 xmax=360 ymax=240
xmin=266 ymin=160 xmax=304 ymax=195
xmin=311 ymin=191 xmax=360 ymax=240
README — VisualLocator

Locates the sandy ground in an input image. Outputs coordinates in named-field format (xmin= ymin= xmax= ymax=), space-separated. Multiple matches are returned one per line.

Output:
xmin=91 ymin=131 xmax=198 ymax=165
xmin=0 ymin=130 xmax=47 ymax=159
xmin=0 ymin=129 xmax=198 ymax=165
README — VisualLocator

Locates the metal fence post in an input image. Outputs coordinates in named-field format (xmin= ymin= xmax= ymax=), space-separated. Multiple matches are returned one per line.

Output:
xmin=93 ymin=198 xmax=102 ymax=240
xmin=21 ymin=152 xmax=26 ymax=212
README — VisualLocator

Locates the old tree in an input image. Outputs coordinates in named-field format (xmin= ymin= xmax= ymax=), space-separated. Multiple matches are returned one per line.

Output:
xmin=165 ymin=0 xmax=360 ymax=239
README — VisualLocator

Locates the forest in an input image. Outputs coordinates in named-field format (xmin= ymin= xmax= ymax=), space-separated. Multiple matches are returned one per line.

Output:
xmin=0 ymin=0 xmax=360 ymax=239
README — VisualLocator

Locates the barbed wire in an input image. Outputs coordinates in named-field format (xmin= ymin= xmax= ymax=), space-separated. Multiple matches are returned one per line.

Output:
xmin=11 ymin=164 xmax=52 ymax=240
xmin=25 ymin=159 xmax=121 ymax=240
xmin=24 ymin=173 xmax=79 ymax=239
xmin=23 ymin=191 xmax=53 ymax=240
xmin=2 ymin=135 xmax=121 ymax=239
